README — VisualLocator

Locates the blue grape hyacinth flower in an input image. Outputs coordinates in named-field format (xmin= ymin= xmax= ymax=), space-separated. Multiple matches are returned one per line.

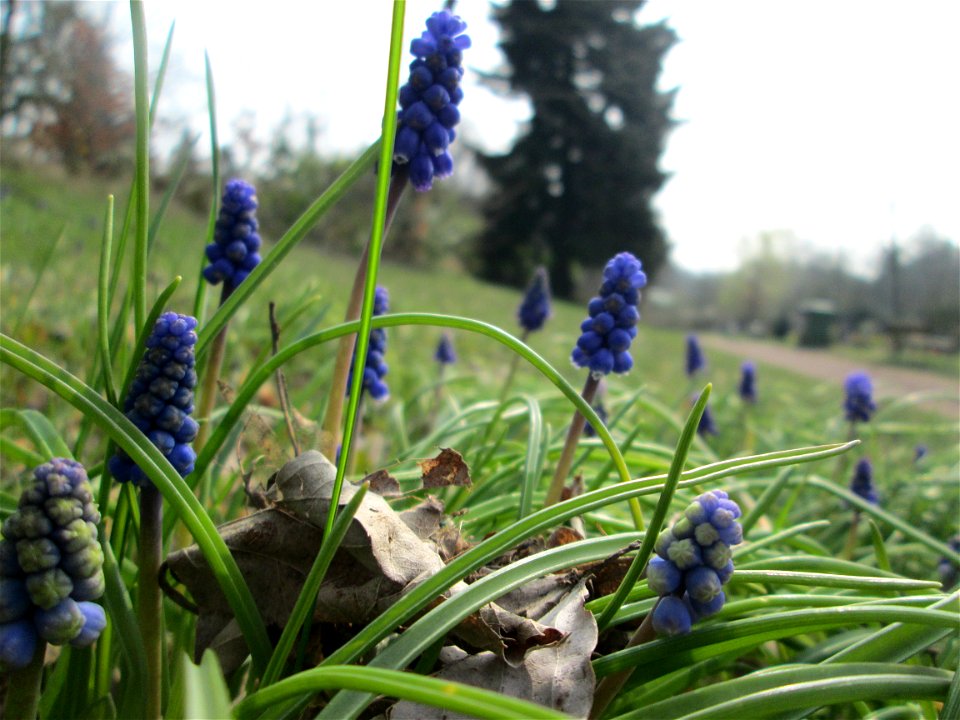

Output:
xmin=347 ymin=287 xmax=390 ymax=401
xmin=649 ymin=490 xmax=742 ymax=637
xmin=849 ymin=458 xmax=879 ymax=505
xmin=695 ymin=397 xmax=718 ymax=437
xmin=393 ymin=9 xmax=470 ymax=192
xmin=685 ymin=335 xmax=705 ymax=377
xmin=203 ymin=179 xmax=262 ymax=292
xmin=518 ymin=266 xmax=552 ymax=333
xmin=435 ymin=332 xmax=456 ymax=365
xmin=572 ymin=252 xmax=647 ymax=376
xmin=844 ymin=371 xmax=876 ymax=423
xmin=109 ymin=312 xmax=199 ymax=486
xmin=0 ymin=459 xmax=106 ymax=669
xmin=739 ymin=361 xmax=757 ymax=403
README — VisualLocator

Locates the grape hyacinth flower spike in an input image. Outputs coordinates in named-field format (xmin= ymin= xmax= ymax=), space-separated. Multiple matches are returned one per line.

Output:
xmin=435 ymin=332 xmax=456 ymax=366
xmin=697 ymin=401 xmax=718 ymax=437
xmin=347 ymin=287 xmax=390 ymax=401
xmin=739 ymin=361 xmax=757 ymax=403
xmin=518 ymin=266 xmax=552 ymax=334
xmin=572 ymin=252 xmax=647 ymax=377
xmin=202 ymin=179 xmax=261 ymax=294
xmin=546 ymin=253 xmax=646 ymax=508
xmin=849 ymin=458 xmax=879 ymax=505
xmin=393 ymin=9 xmax=470 ymax=192
xmin=685 ymin=335 xmax=705 ymax=377
xmin=109 ymin=312 xmax=199 ymax=486
xmin=1 ymin=459 xmax=106 ymax=671
xmin=649 ymin=490 xmax=743 ymax=636
xmin=843 ymin=371 xmax=876 ymax=423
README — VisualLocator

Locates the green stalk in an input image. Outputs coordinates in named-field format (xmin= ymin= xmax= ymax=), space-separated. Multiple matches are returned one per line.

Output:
xmin=544 ymin=373 xmax=600 ymax=507
xmin=193 ymin=285 xmax=231 ymax=467
xmin=130 ymin=0 xmax=149 ymax=332
xmin=319 ymin=173 xmax=406 ymax=462
xmin=4 ymin=640 xmax=46 ymax=720
xmin=139 ymin=485 xmax=164 ymax=720
xmin=323 ymin=0 xmax=406 ymax=542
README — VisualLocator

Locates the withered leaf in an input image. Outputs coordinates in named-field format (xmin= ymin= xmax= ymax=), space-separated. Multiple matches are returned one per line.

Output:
xmin=548 ymin=527 xmax=584 ymax=548
xmin=364 ymin=469 xmax=401 ymax=496
xmin=419 ymin=448 xmax=471 ymax=488
xmin=390 ymin=580 xmax=598 ymax=719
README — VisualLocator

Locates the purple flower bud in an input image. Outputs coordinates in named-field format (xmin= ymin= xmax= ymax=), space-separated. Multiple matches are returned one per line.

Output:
xmin=652 ymin=595 xmax=692 ymax=636
xmin=0 ymin=619 xmax=38 ymax=669
xmin=204 ymin=180 xmax=261 ymax=291
xmin=844 ymin=371 xmax=876 ymax=423
xmin=686 ymin=335 xmax=706 ymax=377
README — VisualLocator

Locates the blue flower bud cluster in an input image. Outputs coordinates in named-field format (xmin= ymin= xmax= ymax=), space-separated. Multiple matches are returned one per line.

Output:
xmin=685 ymin=335 xmax=705 ymax=377
xmin=1 ymin=459 xmax=106 ymax=669
xmin=739 ymin=361 xmax=757 ymax=403
xmin=844 ymin=371 xmax=876 ymax=423
xmin=109 ymin=312 xmax=199 ymax=486
xmin=393 ymin=10 xmax=470 ymax=192
xmin=202 ymin=179 xmax=262 ymax=291
xmin=572 ymin=252 xmax=647 ymax=376
xmin=435 ymin=332 xmax=456 ymax=365
xmin=648 ymin=490 xmax=742 ymax=636
xmin=347 ymin=287 xmax=390 ymax=401
xmin=517 ymin=266 xmax=552 ymax=333
xmin=849 ymin=458 xmax=879 ymax=505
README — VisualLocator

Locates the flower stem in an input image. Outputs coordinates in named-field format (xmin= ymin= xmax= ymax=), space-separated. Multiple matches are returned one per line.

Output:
xmin=320 ymin=173 xmax=406 ymax=460
xmin=139 ymin=485 xmax=164 ymax=720
xmin=544 ymin=373 xmax=600 ymax=507
xmin=842 ymin=510 xmax=861 ymax=561
xmin=5 ymin=639 xmax=47 ymax=720
xmin=498 ymin=329 xmax=529 ymax=402
xmin=589 ymin=609 xmax=657 ymax=719
xmin=194 ymin=284 xmax=232 ymax=459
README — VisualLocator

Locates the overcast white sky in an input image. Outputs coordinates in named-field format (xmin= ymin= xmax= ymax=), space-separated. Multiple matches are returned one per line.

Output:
xmin=122 ymin=0 xmax=960 ymax=275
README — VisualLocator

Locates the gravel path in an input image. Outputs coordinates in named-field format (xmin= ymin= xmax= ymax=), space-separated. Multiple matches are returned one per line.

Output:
xmin=700 ymin=334 xmax=959 ymax=420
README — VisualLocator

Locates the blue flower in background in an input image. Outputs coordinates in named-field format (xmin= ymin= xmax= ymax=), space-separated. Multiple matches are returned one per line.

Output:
xmin=584 ymin=401 xmax=607 ymax=439
xmin=685 ymin=335 xmax=705 ymax=377
xmin=697 ymin=400 xmax=718 ymax=437
xmin=203 ymin=179 xmax=262 ymax=292
xmin=649 ymin=490 xmax=743 ymax=636
xmin=518 ymin=266 xmax=552 ymax=333
xmin=347 ymin=287 xmax=390 ymax=401
xmin=739 ymin=361 xmax=757 ymax=403
xmin=843 ymin=371 xmax=876 ymax=423
xmin=109 ymin=312 xmax=199 ymax=486
xmin=913 ymin=444 xmax=928 ymax=465
xmin=571 ymin=252 xmax=647 ymax=376
xmin=849 ymin=458 xmax=879 ymax=505
xmin=393 ymin=10 xmax=470 ymax=191
xmin=435 ymin=332 xmax=456 ymax=365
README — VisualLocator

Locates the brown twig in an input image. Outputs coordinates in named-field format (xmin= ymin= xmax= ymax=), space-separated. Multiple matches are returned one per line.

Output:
xmin=270 ymin=301 xmax=300 ymax=457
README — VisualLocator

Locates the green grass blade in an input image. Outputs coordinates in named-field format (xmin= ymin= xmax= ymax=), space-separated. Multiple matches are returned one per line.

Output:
xmin=261 ymin=483 xmax=369 ymax=687
xmin=597 ymin=384 xmax=711 ymax=631
xmin=824 ymin=591 xmax=959 ymax=664
xmin=327 ymin=0 xmax=406 ymax=541
xmin=518 ymin=395 xmax=546 ymax=519
xmin=0 ymin=333 xmax=272 ymax=673
xmin=237 ymin=666 xmax=570 ymax=720
xmin=610 ymin=664 xmax=952 ymax=720
xmin=97 ymin=195 xmax=118 ymax=405
xmin=130 ymin=0 xmax=150 ymax=332
xmin=100 ymin=538 xmax=147 ymax=709
xmin=593 ymin=605 xmax=958 ymax=680
xmin=192 ymin=51 xmax=218 ymax=322
xmin=181 ymin=651 xmax=232 ymax=720
xmin=0 ymin=436 xmax=45 ymax=468
xmin=3 ymin=408 xmax=74 ymax=459
xmin=194 ymin=141 xmax=381 ymax=360
xmin=944 ymin=660 xmax=960 ymax=720
xmin=740 ymin=467 xmax=793 ymax=534
xmin=804 ymin=475 xmax=960 ymax=561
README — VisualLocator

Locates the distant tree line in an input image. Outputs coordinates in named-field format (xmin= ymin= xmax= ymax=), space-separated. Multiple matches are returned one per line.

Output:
xmin=651 ymin=230 xmax=960 ymax=346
